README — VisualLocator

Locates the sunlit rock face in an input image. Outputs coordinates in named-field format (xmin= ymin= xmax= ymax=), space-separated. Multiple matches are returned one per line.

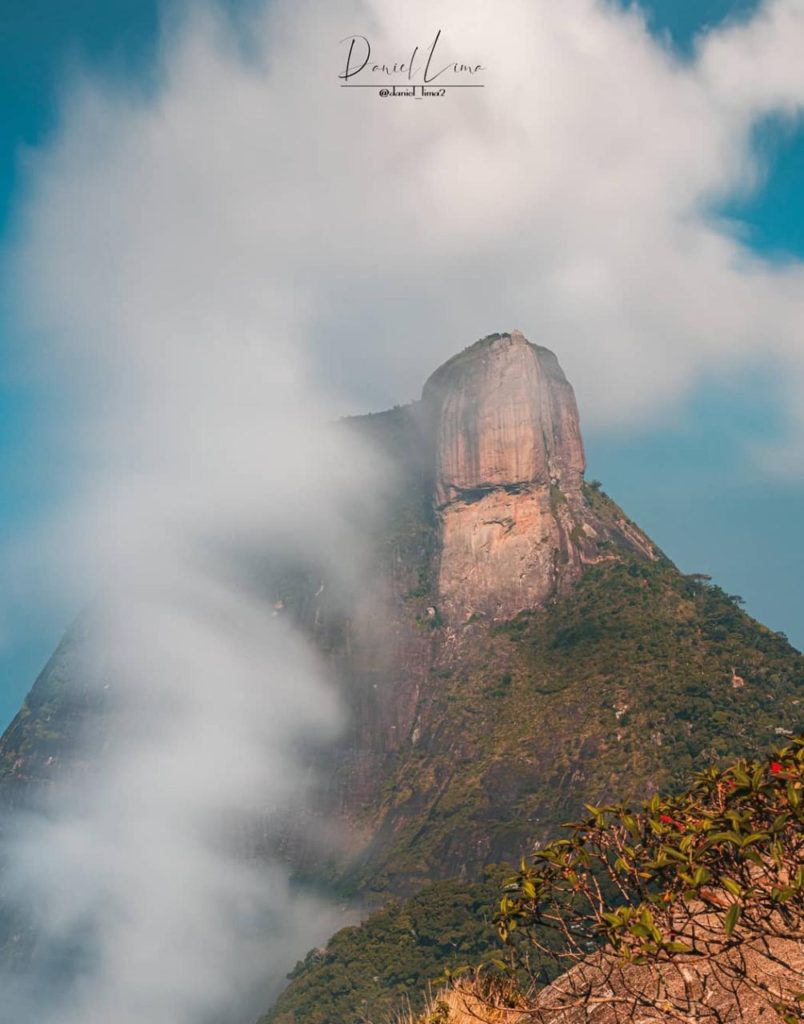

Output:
xmin=423 ymin=330 xmax=585 ymax=504
xmin=423 ymin=331 xmax=638 ymax=622
xmin=0 ymin=328 xmax=662 ymax=908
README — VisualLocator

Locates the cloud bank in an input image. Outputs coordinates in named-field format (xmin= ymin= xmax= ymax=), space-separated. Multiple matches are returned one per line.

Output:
xmin=9 ymin=0 xmax=804 ymax=451
xmin=0 ymin=225 xmax=385 ymax=1017
xmin=1 ymin=583 xmax=352 ymax=1024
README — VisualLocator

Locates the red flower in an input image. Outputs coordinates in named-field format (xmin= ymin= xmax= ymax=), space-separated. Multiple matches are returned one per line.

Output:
xmin=770 ymin=761 xmax=783 ymax=775
xmin=660 ymin=814 xmax=674 ymax=824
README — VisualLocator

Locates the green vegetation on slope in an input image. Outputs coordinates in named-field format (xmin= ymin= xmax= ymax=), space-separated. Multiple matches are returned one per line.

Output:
xmin=352 ymin=553 xmax=803 ymax=894
xmin=261 ymin=873 xmax=506 ymax=1024
xmin=498 ymin=735 xmax=804 ymax=972
xmin=265 ymin=737 xmax=804 ymax=1024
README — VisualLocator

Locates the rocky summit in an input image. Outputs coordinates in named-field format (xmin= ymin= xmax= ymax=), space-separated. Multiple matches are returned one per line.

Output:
xmin=423 ymin=331 xmax=652 ymax=622
xmin=1 ymin=332 xmax=802 ymax=1004
xmin=257 ymin=333 xmax=803 ymax=1024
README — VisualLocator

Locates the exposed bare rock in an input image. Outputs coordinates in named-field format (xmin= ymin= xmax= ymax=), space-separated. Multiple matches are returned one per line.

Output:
xmin=436 ymin=933 xmax=804 ymax=1024
xmin=9 ymin=330 xmax=796 ymax=914
xmin=423 ymin=332 xmax=654 ymax=622
xmin=435 ymin=484 xmax=581 ymax=623
xmin=423 ymin=331 xmax=585 ymax=504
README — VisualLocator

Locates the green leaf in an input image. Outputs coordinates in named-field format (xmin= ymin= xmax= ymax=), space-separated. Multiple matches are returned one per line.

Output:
xmin=721 ymin=877 xmax=742 ymax=898
xmin=703 ymin=831 xmax=741 ymax=847
xmin=692 ymin=866 xmax=711 ymax=886
xmin=739 ymin=831 xmax=769 ymax=848
xmin=659 ymin=846 xmax=688 ymax=864
xmin=732 ymin=768 xmax=750 ymax=788
xmin=724 ymin=902 xmax=741 ymax=936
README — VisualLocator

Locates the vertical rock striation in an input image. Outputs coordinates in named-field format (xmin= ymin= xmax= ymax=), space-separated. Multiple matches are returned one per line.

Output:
xmin=0 ymin=328 xmax=665 ymax=905
xmin=423 ymin=330 xmax=585 ymax=504
xmin=423 ymin=331 xmax=651 ymax=622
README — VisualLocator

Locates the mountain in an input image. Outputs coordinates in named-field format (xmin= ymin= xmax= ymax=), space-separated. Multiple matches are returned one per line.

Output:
xmin=0 ymin=331 xmax=658 ymax=848
xmin=261 ymin=872 xmax=507 ymax=1024
xmin=265 ymin=737 xmax=804 ymax=1024
xmin=421 ymin=329 xmax=639 ymax=620
xmin=1 ymin=331 xmax=802 ymax=1006
xmin=303 ymin=331 xmax=801 ymax=897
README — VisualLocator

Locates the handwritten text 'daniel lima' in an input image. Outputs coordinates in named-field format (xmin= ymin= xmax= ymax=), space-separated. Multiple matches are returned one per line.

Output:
xmin=339 ymin=30 xmax=486 ymax=91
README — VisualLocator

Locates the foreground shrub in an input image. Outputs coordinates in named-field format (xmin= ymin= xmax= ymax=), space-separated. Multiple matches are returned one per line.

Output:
xmin=495 ymin=737 xmax=804 ymax=1022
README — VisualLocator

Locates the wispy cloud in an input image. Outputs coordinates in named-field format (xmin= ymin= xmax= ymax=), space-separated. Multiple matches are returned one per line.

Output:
xmin=9 ymin=1 xmax=804 ymax=440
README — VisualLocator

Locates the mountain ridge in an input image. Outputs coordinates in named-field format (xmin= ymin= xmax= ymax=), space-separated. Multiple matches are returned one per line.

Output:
xmin=1 ymin=332 xmax=802 ymax=1000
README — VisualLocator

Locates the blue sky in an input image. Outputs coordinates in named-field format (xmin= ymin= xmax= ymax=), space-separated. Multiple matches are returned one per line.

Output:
xmin=0 ymin=0 xmax=802 ymax=730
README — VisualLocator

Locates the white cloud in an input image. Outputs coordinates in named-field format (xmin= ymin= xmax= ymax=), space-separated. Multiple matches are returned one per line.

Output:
xmin=9 ymin=0 xmax=804 ymax=445
xmin=2 ymin=581 xmax=351 ymax=1024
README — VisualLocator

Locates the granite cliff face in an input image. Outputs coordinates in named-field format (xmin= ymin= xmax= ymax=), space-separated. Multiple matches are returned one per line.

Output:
xmin=424 ymin=332 xmax=585 ymax=503
xmin=423 ymin=331 xmax=651 ymax=622
xmin=2 ymin=331 xmax=802 ymax=914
